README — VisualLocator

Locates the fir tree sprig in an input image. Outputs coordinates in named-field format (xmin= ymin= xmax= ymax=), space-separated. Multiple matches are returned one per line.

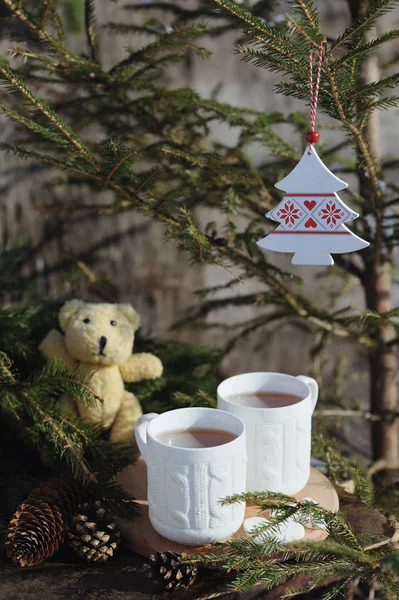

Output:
xmin=312 ymin=433 xmax=375 ymax=506
xmin=187 ymin=492 xmax=398 ymax=596
xmin=0 ymin=60 xmax=98 ymax=170
xmin=84 ymin=0 xmax=99 ymax=63
xmin=330 ymin=0 xmax=398 ymax=52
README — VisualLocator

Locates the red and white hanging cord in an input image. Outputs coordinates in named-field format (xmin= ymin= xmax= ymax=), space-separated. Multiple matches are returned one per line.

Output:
xmin=307 ymin=37 xmax=326 ymax=154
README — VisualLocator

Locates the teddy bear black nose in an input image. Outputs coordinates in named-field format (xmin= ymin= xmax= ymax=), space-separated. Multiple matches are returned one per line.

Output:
xmin=99 ymin=336 xmax=107 ymax=351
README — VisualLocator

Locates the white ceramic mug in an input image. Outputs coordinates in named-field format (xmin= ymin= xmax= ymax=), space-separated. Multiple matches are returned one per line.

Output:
xmin=135 ymin=407 xmax=247 ymax=545
xmin=217 ymin=373 xmax=318 ymax=495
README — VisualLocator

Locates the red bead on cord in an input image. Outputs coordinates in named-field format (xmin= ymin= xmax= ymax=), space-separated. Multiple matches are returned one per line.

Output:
xmin=306 ymin=131 xmax=320 ymax=144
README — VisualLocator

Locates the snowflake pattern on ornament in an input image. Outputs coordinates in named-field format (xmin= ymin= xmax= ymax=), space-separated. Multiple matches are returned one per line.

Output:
xmin=274 ymin=200 xmax=304 ymax=229
xmin=315 ymin=198 xmax=349 ymax=230
xmin=317 ymin=200 xmax=346 ymax=228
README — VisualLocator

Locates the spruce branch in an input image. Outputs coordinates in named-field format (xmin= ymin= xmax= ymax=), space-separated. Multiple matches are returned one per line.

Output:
xmin=0 ymin=354 xmax=17 ymax=385
xmin=38 ymin=0 xmax=55 ymax=29
xmin=0 ymin=143 xmax=94 ymax=175
xmin=3 ymin=0 xmax=81 ymax=64
xmin=236 ymin=45 xmax=305 ymax=76
xmin=84 ymin=0 xmax=99 ymax=63
xmin=187 ymin=484 xmax=396 ymax=596
xmin=210 ymin=0 xmax=274 ymax=35
xmin=332 ymin=30 xmax=399 ymax=69
xmin=352 ymin=73 xmax=399 ymax=99
xmin=314 ymin=408 xmax=382 ymax=422
xmin=286 ymin=17 xmax=320 ymax=48
xmin=224 ymin=310 xmax=290 ymax=352
xmin=103 ymin=142 xmax=139 ymax=181
xmin=20 ymin=390 xmax=94 ymax=482
xmin=109 ymin=23 xmax=211 ymax=75
xmin=28 ymin=361 xmax=104 ymax=407
xmin=214 ymin=244 xmax=376 ymax=346
xmin=51 ymin=8 xmax=65 ymax=42
xmin=0 ymin=61 xmax=99 ymax=171
xmin=5 ymin=46 xmax=60 ymax=71
xmin=293 ymin=0 xmax=320 ymax=32
xmin=312 ymin=433 xmax=375 ymax=506
xmin=330 ymin=0 xmax=399 ymax=52
xmin=211 ymin=0 xmax=317 ymax=66
xmin=0 ymin=104 xmax=73 ymax=148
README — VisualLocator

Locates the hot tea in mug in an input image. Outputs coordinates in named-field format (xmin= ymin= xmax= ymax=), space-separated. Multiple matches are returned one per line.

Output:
xmin=135 ymin=407 xmax=246 ymax=545
xmin=156 ymin=428 xmax=237 ymax=448
xmin=217 ymin=372 xmax=318 ymax=495
xmin=225 ymin=391 xmax=301 ymax=409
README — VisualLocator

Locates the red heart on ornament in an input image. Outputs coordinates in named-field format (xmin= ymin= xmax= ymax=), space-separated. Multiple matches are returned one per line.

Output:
xmin=304 ymin=200 xmax=316 ymax=210
xmin=304 ymin=218 xmax=317 ymax=229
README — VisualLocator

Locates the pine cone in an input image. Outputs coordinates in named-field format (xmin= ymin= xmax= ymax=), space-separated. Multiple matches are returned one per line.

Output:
xmin=68 ymin=500 xmax=120 ymax=563
xmin=143 ymin=551 xmax=198 ymax=591
xmin=5 ymin=477 xmax=85 ymax=567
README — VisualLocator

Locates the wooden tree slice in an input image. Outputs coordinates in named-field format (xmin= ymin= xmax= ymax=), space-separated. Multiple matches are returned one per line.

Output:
xmin=117 ymin=457 xmax=339 ymax=557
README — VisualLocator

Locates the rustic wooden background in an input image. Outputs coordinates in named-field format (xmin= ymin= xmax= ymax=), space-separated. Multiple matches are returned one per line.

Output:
xmin=1 ymin=0 xmax=399 ymax=459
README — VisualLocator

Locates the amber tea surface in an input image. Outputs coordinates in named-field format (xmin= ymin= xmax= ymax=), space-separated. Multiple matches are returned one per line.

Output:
xmin=156 ymin=428 xmax=237 ymax=448
xmin=226 ymin=391 xmax=302 ymax=408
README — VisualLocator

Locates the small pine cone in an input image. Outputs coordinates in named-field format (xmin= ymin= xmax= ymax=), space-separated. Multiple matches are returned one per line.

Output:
xmin=143 ymin=551 xmax=198 ymax=592
xmin=5 ymin=477 xmax=85 ymax=568
xmin=68 ymin=500 xmax=121 ymax=563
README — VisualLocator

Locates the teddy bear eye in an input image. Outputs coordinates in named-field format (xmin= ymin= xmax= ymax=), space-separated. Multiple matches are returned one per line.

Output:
xmin=83 ymin=318 xmax=90 ymax=324
xmin=110 ymin=320 xmax=117 ymax=326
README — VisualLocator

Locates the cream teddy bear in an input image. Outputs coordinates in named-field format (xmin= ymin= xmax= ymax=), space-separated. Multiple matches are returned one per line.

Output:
xmin=39 ymin=299 xmax=163 ymax=447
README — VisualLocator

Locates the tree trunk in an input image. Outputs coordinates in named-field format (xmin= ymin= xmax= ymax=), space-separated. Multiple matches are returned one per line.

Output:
xmin=349 ymin=0 xmax=399 ymax=469
xmin=365 ymin=265 xmax=399 ymax=469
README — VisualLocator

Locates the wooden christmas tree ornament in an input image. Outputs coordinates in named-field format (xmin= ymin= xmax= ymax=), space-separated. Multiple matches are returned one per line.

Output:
xmin=257 ymin=147 xmax=369 ymax=265
xmin=257 ymin=39 xmax=369 ymax=266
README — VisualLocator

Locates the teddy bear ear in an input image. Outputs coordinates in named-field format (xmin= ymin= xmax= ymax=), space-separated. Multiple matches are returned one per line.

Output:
xmin=119 ymin=304 xmax=140 ymax=331
xmin=59 ymin=299 xmax=86 ymax=332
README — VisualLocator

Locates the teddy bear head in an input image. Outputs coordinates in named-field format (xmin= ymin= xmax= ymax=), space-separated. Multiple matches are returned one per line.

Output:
xmin=59 ymin=300 xmax=140 ymax=366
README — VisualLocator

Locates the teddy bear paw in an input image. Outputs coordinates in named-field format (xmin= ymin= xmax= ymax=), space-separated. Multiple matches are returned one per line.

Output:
xmin=139 ymin=353 xmax=163 ymax=379
xmin=147 ymin=354 xmax=163 ymax=379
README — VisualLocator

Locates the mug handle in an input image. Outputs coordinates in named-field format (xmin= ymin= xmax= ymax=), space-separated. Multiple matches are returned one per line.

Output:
xmin=134 ymin=413 xmax=158 ymax=464
xmin=296 ymin=375 xmax=318 ymax=413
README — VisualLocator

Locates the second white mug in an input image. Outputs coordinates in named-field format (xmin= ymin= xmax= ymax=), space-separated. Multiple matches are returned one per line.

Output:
xmin=217 ymin=372 xmax=318 ymax=495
